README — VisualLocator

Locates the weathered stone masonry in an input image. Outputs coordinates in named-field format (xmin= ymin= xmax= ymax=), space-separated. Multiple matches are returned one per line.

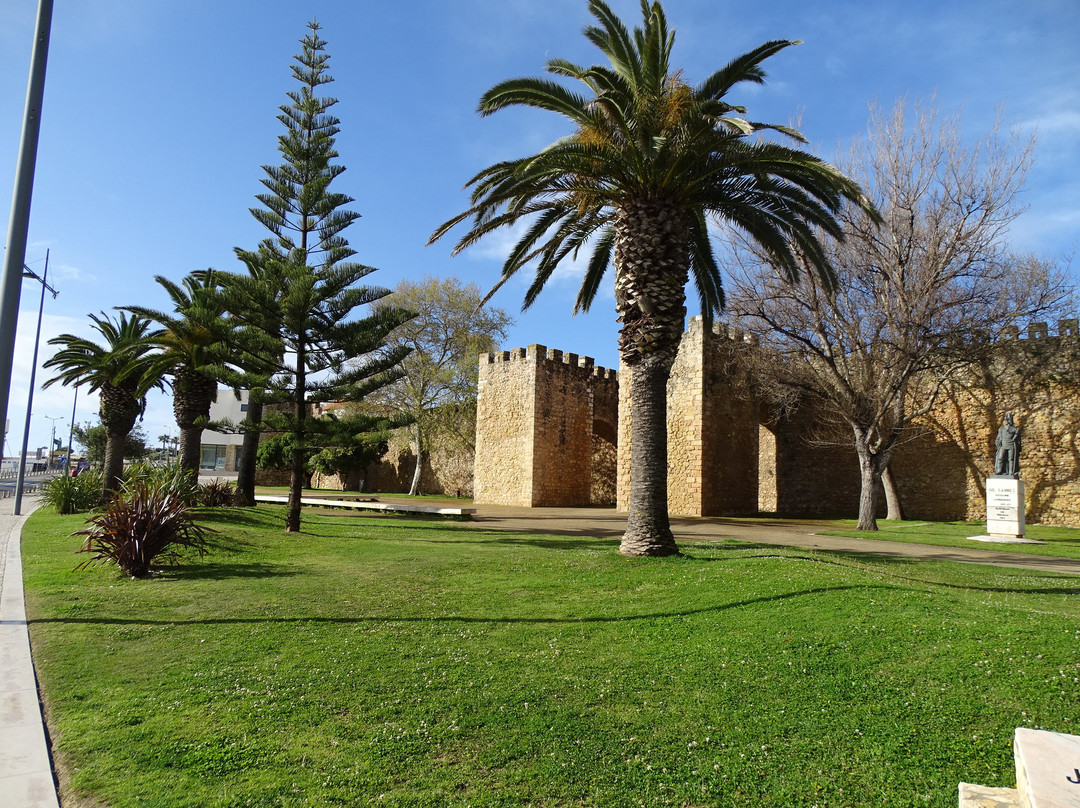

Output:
xmin=474 ymin=345 xmax=618 ymax=507
xmin=476 ymin=317 xmax=1080 ymax=525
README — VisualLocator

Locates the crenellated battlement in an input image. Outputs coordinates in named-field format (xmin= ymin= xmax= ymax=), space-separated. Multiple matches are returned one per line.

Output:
xmin=479 ymin=344 xmax=618 ymax=380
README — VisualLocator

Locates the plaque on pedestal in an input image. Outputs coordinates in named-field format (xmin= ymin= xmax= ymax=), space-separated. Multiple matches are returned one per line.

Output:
xmin=986 ymin=477 xmax=1025 ymax=538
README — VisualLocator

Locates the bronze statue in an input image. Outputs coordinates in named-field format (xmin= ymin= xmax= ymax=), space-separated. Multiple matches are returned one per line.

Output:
xmin=993 ymin=413 xmax=1021 ymax=477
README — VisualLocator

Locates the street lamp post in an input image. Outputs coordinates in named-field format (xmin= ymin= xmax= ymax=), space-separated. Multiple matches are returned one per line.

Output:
xmin=44 ymin=413 xmax=64 ymax=469
xmin=0 ymin=0 xmax=54 ymax=468
xmin=14 ymin=253 xmax=57 ymax=515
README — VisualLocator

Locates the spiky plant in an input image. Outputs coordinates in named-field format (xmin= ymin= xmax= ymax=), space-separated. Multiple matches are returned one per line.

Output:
xmin=75 ymin=483 xmax=209 ymax=578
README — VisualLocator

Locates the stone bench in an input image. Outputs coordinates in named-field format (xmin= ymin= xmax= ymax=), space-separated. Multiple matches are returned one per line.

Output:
xmin=253 ymin=494 xmax=475 ymax=517
xmin=960 ymin=728 xmax=1080 ymax=808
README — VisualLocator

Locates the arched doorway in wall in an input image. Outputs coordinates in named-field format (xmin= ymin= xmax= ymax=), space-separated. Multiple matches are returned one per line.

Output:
xmin=591 ymin=419 xmax=618 ymax=505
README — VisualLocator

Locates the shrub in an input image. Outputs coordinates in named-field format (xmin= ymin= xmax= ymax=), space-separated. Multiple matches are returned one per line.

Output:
xmin=122 ymin=462 xmax=200 ymax=506
xmin=75 ymin=483 xmax=209 ymax=578
xmin=39 ymin=471 xmax=104 ymax=515
xmin=198 ymin=479 xmax=235 ymax=508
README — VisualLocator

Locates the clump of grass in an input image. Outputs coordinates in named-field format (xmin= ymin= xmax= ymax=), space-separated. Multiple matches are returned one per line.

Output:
xmin=121 ymin=462 xmax=200 ymax=506
xmin=39 ymin=470 xmax=103 ymax=514
xmin=74 ymin=482 xmax=209 ymax=578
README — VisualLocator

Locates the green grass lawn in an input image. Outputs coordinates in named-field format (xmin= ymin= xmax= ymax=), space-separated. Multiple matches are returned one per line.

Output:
xmin=21 ymin=506 xmax=1079 ymax=808
xmin=817 ymin=519 xmax=1080 ymax=560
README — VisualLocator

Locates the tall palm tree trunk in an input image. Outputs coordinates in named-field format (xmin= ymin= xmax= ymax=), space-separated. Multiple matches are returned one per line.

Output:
xmin=101 ymin=430 xmax=128 ymax=502
xmin=98 ymin=385 xmax=142 ymax=502
xmin=615 ymin=200 xmax=688 ymax=557
xmin=173 ymin=367 xmax=217 ymax=474
xmin=621 ymin=353 xmax=677 ymax=555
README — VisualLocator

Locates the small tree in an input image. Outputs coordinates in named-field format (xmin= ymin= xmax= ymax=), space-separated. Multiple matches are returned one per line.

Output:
xmin=123 ymin=271 xmax=230 ymax=474
xmin=72 ymin=421 xmax=151 ymax=465
xmin=231 ymin=21 xmax=412 ymax=531
xmin=726 ymin=100 xmax=1073 ymax=530
xmin=43 ymin=313 xmax=164 ymax=500
xmin=371 ymin=276 xmax=512 ymax=495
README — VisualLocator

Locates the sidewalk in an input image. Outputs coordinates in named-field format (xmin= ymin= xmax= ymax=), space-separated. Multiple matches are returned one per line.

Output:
xmin=0 ymin=494 xmax=60 ymax=808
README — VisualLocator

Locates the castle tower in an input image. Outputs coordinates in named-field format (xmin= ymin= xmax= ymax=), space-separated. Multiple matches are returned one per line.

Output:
xmin=474 ymin=345 xmax=618 ymax=507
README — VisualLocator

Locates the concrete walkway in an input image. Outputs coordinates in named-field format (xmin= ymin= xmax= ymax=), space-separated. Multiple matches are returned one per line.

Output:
xmin=0 ymin=498 xmax=1077 ymax=808
xmin=375 ymin=498 xmax=1080 ymax=577
xmin=0 ymin=494 xmax=59 ymax=808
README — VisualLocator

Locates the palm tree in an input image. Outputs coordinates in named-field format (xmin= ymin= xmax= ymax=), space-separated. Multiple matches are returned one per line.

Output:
xmin=431 ymin=0 xmax=877 ymax=556
xmin=43 ymin=312 xmax=163 ymax=500
xmin=124 ymin=272 xmax=230 ymax=474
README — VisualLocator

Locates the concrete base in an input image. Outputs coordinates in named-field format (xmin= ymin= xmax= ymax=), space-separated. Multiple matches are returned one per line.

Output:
xmin=963 ymin=728 xmax=1080 ymax=808
xmin=959 ymin=782 xmax=1020 ymax=808
xmin=986 ymin=478 xmax=1026 ymax=538
xmin=967 ymin=535 xmax=1045 ymax=545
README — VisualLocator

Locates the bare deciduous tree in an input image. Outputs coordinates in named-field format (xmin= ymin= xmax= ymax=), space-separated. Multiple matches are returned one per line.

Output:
xmin=725 ymin=99 xmax=1073 ymax=530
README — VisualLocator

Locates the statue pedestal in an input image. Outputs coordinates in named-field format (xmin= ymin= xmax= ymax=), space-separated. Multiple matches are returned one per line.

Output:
xmin=986 ymin=477 xmax=1025 ymax=538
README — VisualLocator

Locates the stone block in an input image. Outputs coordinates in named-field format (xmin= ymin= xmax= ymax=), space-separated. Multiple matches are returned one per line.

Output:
xmin=959 ymin=782 xmax=1020 ymax=808
xmin=986 ymin=478 xmax=1025 ymax=537
xmin=1014 ymin=727 xmax=1080 ymax=808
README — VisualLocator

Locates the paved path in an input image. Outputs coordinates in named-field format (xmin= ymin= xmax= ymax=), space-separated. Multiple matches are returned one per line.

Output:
xmin=369 ymin=498 xmax=1080 ymax=577
xmin=0 ymin=494 xmax=59 ymax=808
xmin=1 ymin=498 xmax=1076 ymax=808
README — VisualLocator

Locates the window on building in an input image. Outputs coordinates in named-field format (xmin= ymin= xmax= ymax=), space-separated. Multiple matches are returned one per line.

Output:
xmin=200 ymin=445 xmax=227 ymax=471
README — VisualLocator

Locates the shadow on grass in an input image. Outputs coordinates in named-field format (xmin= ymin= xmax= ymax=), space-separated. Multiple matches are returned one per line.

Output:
xmin=687 ymin=544 xmax=1080 ymax=596
xmin=162 ymin=562 xmax=302 ymax=581
xmin=28 ymin=583 xmax=881 ymax=626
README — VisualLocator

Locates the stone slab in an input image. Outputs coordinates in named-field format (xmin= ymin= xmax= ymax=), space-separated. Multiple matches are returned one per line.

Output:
xmin=254 ymin=495 xmax=475 ymax=516
xmin=967 ymin=535 xmax=1046 ymax=545
xmin=1014 ymin=727 xmax=1080 ymax=808
xmin=0 ymin=688 xmax=47 ymax=730
xmin=0 ymin=721 xmax=54 ymax=778
xmin=0 ymin=772 xmax=62 ymax=808
xmin=986 ymin=478 xmax=1026 ymax=537
xmin=960 ymin=782 xmax=1021 ymax=808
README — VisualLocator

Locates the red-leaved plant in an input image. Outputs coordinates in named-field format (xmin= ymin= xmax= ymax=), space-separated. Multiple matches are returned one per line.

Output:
xmin=75 ymin=483 xmax=209 ymax=578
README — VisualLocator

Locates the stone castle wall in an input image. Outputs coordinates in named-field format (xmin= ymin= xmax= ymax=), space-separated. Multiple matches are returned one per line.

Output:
xmin=474 ymin=346 xmax=618 ymax=507
xmin=476 ymin=317 xmax=1080 ymax=526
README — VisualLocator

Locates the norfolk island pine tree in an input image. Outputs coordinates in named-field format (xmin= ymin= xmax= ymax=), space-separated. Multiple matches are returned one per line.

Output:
xmin=216 ymin=21 xmax=412 ymax=531
xmin=430 ymin=0 xmax=879 ymax=556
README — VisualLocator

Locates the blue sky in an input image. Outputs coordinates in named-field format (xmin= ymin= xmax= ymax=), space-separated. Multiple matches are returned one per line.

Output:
xmin=2 ymin=0 xmax=1078 ymax=453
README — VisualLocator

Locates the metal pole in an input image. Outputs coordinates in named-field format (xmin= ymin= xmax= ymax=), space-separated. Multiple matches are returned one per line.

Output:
xmin=67 ymin=385 xmax=77 ymax=467
xmin=0 ymin=0 xmax=55 ymax=467
xmin=14 ymin=253 xmax=55 ymax=515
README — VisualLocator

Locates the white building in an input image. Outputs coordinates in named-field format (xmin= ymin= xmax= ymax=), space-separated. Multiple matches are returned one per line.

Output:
xmin=199 ymin=389 xmax=248 ymax=475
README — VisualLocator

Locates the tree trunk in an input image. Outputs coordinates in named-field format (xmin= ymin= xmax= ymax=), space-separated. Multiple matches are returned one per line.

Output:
xmin=101 ymin=431 xmax=127 ymax=502
xmin=853 ymin=429 xmax=882 ymax=531
xmin=408 ymin=424 xmax=423 ymax=496
xmin=882 ymin=464 xmax=904 ymax=521
xmin=620 ymin=353 xmax=678 ymax=556
xmin=97 ymin=384 xmax=141 ymax=503
xmin=177 ymin=426 xmax=202 ymax=475
xmin=611 ymin=198 xmax=689 ymax=557
xmin=233 ymin=395 xmax=264 ymax=507
xmin=286 ymin=349 xmax=306 ymax=533
xmin=172 ymin=366 xmax=216 ymax=474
